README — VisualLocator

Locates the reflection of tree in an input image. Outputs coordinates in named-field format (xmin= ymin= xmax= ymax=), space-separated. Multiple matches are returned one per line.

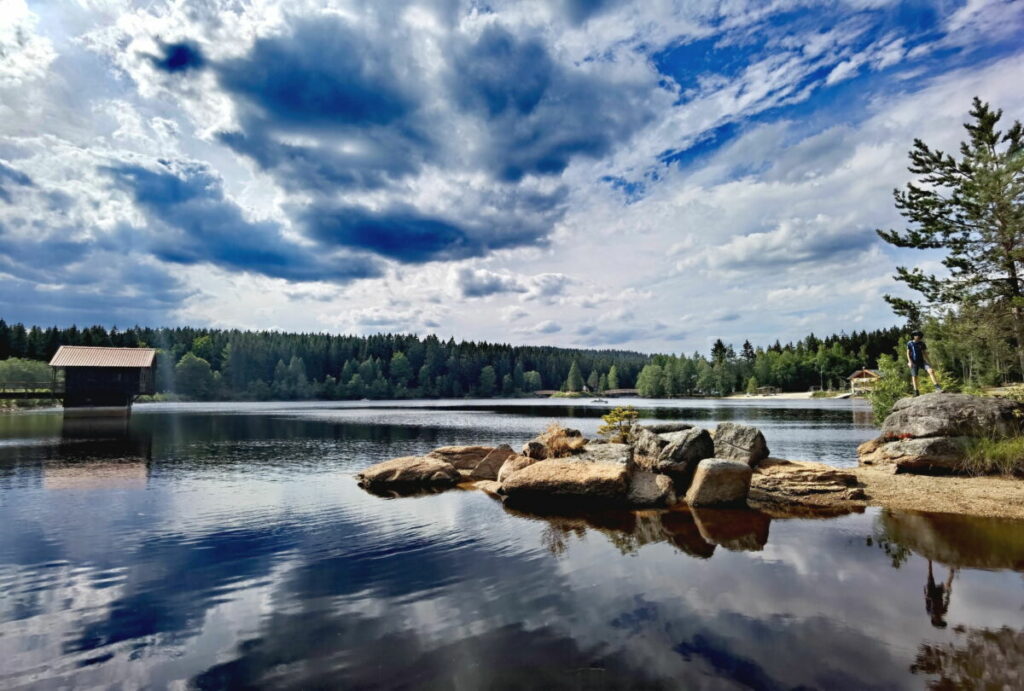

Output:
xmin=911 ymin=626 xmax=1024 ymax=689
xmin=865 ymin=532 xmax=911 ymax=568
xmin=540 ymin=523 xmax=585 ymax=556
xmin=923 ymin=560 xmax=956 ymax=629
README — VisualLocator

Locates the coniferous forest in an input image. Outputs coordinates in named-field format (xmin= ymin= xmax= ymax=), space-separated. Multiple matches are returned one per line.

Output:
xmin=0 ymin=319 xmax=905 ymax=400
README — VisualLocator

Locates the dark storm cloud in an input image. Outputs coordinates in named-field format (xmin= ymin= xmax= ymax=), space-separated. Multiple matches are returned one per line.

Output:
xmin=213 ymin=17 xmax=430 ymax=193
xmin=0 ymin=161 xmax=34 ymax=203
xmin=300 ymin=203 xmax=547 ymax=264
xmin=105 ymin=162 xmax=383 ymax=282
xmin=450 ymin=25 xmax=655 ymax=182
xmin=148 ymin=40 xmax=205 ymax=73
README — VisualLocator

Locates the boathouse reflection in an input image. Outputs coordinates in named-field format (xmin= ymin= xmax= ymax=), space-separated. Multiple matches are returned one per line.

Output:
xmin=43 ymin=418 xmax=153 ymax=490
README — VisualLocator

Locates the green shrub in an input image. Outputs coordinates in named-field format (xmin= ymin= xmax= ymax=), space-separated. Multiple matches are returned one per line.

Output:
xmin=960 ymin=436 xmax=1024 ymax=476
xmin=598 ymin=405 xmax=639 ymax=443
xmin=867 ymin=353 xmax=961 ymax=424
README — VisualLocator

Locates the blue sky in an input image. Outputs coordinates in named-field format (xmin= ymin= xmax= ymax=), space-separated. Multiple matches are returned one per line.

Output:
xmin=0 ymin=0 xmax=1022 ymax=353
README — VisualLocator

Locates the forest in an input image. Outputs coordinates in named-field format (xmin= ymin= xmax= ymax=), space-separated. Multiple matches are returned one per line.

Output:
xmin=0 ymin=319 xmax=905 ymax=400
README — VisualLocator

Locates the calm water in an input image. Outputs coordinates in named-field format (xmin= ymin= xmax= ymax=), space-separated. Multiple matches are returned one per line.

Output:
xmin=1 ymin=398 xmax=1022 ymax=690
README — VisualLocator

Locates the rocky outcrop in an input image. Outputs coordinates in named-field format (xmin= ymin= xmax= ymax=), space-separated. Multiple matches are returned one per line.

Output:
xmin=573 ymin=443 xmax=632 ymax=465
xmin=860 ymin=393 xmax=1024 ymax=474
xmin=497 ymin=454 xmax=537 ymax=483
xmin=713 ymin=423 xmax=770 ymax=467
xmin=471 ymin=444 xmax=517 ymax=481
xmin=750 ymin=458 xmax=866 ymax=506
xmin=636 ymin=422 xmax=694 ymax=434
xmin=634 ymin=428 xmax=667 ymax=459
xmin=881 ymin=393 xmax=1024 ymax=440
xmin=502 ymin=460 xmax=629 ymax=507
xmin=357 ymin=456 xmax=461 ymax=489
xmin=684 ymin=459 xmax=753 ymax=507
xmin=861 ymin=436 xmax=972 ymax=473
xmin=428 ymin=446 xmax=495 ymax=470
xmin=626 ymin=471 xmax=676 ymax=507
xmin=634 ymin=426 xmax=715 ymax=481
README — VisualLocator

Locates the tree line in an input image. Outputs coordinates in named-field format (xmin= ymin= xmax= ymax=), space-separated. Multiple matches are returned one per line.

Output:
xmin=0 ymin=319 xmax=907 ymax=400
xmin=0 ymin=321 xmax=648 ymax=400
xmin=634 ymin=329 xmax=904 ymax=397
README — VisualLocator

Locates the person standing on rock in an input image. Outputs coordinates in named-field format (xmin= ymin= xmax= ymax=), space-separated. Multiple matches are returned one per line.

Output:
xmin=907 ymin=331 xmax=942 ymax=396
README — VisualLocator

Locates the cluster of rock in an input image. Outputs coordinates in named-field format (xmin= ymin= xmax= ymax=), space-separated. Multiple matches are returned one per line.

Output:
xmin=858 ymin=393 xmax=1024 ymax=473
xmin=357 ymin=421 xmax=773 ymax=510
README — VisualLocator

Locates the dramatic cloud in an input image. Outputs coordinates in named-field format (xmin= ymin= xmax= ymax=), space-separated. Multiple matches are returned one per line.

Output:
xmin=1 ymin=0 xmax=1021 ymax=348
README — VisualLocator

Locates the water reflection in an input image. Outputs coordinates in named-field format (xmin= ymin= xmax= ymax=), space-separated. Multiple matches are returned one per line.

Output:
xmin=0 ymin=402 xmax=1022 ymax=689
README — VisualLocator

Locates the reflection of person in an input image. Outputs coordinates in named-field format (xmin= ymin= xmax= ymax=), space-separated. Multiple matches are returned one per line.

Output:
xmin=908 ymin=331 xmax=942 ymax=396
xmin=924 ymin=560 xmax=955 ymax=628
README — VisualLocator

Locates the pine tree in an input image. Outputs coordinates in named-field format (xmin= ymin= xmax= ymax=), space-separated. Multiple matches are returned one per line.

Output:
xmin=607 ymin=365 xmax=619 ymax=390
xmin=566 ymin=360 xmax=583 ymax=391
xmin=878 ymin=98 xmax=1024 ymax=373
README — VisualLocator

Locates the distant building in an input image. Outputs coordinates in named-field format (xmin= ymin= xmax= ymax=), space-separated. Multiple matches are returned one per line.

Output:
xmin=847 ymin=369 xmax=881 ymax=394
xmin=49 ymin=346 xmax=157 ymax=412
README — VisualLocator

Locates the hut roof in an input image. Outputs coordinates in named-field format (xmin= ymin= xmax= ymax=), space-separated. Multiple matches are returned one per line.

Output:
xmin=49 ymin=346 xmax=156 ymax=368
xmin=847 ymin=369 xmax=881 ymax=380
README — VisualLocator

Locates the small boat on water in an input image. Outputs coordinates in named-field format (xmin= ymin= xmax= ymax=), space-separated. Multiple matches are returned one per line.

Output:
xmin=590 ymin=398 xmax=608 ymax=403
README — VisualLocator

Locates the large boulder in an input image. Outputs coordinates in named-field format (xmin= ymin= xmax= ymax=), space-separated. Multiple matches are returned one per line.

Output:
xmin=502 ymin=460 xmax=629 ymax=507
xmin=428 ymin=446 xmax=495 ymax=470
xmin=656 ymin=428 xmax=715 ymax=481
xmin=357 ymin=456 xmax=461 ymax=489
xmin=497 ymin=454 xmax=538 ymax=483
xmin=881 ymin=393 xmax=1024 ymax=440
xmin=633 ymin=428 xmax=667 ymax=459
xmin=713 ymin=423 xmax=770 ymax=467
xmin=471 ymin=444 xmax=517 ymax=480
xmin=626 ymin=471 xmax=677 ymax=507
xmin=684 ymin=459 xmax=753 ymax=507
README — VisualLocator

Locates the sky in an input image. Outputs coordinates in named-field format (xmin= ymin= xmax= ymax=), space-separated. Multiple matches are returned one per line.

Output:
xmin=0 ymin=0 xmax=1022 ymax=355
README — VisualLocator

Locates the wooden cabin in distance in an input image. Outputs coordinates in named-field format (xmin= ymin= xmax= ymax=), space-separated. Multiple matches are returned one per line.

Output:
xmin=847 ymin=368 xmax=881 ymax=394
xmin=49 ymin=346 xmax=156 ymax=413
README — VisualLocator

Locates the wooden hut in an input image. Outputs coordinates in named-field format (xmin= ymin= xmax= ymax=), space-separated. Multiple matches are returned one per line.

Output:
xmin=49 ymin=346 xmax=156 ymax=411
xmin=847 ymin=368 xmax=881 ymax=394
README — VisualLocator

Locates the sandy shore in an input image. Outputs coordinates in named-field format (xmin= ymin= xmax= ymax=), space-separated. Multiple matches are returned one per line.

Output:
xmin=854 ymin=467 xmax=1024 ymax=519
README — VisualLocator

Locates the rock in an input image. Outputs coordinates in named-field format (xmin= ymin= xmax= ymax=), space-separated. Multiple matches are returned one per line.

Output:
xmin=502 ymin=460 xmax=629 ymax=507
xmin=881 ymin=392 xmax=1024 ymax=440
xmin=428 ymin=445 xmax=495 ymax=470
xmin=656 ymin=427 xmax=715 ymax=484
xmin=713 ymin=422 xmax=770 ymax=467
xmin=471 ymin=444 xmax=517 ymax=480
xmin=472 ymin=480 xmax=504 ymax=496
xmin=573 ymin=443 xmax=632 ymax=465
xmin=691 ymin=507 xmax=771 ymax=552
xmin=637 ymin=422 xmax=694 ymax=434
xmin=497 ymin=454 xmax=537 ymax=483
xmin=857 ymin=437 xmax=885 ymax=465
xmin=357 ymin=456 xmax=461 ymax=489
xmin=633 ymin=428 xmax=667 ymax=460
xmin=877 ymin=436 xmax=972 ymax=474
xmin=627 ymin=471 xmax=677 ymax=507
xmin=684 ymin=459 xmax=753 ymax=507
xmin=750 ymin=458 xmax=863 ymax=504
xmin=521 ymin=440 xmax=548 ymax=460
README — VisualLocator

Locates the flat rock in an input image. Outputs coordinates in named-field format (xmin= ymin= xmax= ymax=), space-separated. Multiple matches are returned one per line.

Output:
xmin=627 ymin=471 xmax=676 ymax=507
xmin=502 ymin=460 xmax=629 ymax=507
xmin=471 ymin=444 xmax=517 ymax=480
xmin=357 ymin=456 xmax=461 ymax=489
xmin=684 ymin=459 xmax=753 ymax=507
xmin=428 ymin=445 xmax=495 ymax=470
xmin=637 ymin=422 xmax=694 ymax=434
xmin=882 ymin=392 xmax=1024 ymax=440
xmin=713 ymin=423 xmax=770 ymax=467
xmin=472 ymin=480 xmax=504 ymax=496
xmin=751 ymin=458 xmax=863 ymax=503
xmin=877 ymin=436 xmax=972 ymax=474
xmin=497 ymin=454 xmax=538 ymax=483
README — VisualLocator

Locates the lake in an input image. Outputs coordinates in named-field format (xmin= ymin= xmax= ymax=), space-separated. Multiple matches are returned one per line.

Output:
xmin=1 ymin=398 xmax=1022 ymax=689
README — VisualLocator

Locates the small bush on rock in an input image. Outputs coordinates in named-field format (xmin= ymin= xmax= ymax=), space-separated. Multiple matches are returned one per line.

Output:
xmin=598 ymin=406 xmax=639 ymax=443
xmin=539 ymin=423 xmax=588 ymax=457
